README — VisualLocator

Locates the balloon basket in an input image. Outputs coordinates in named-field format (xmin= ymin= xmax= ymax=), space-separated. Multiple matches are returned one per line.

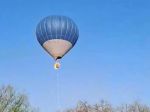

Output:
xmin=54 ymin=60 xmax=61 ymax=70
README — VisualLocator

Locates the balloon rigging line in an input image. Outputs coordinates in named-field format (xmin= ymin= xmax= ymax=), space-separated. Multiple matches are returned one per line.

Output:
xmin=56 ymin=70 xmax=61 ymax=111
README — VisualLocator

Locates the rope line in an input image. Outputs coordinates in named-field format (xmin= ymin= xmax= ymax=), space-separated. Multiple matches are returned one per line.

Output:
xmin=56 ymin=69 xmax=61 ymax=111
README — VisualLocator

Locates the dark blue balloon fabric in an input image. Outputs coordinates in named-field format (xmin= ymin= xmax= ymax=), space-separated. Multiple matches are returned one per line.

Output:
xmin=36 ymin=16 xmax=79 ymax=46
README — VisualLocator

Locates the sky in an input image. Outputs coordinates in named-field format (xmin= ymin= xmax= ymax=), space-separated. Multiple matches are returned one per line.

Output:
xmin=0 ymin=0 xmax=150 ymax=111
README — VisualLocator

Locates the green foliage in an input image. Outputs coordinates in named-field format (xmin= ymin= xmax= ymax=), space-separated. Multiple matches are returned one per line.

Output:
xmin=0 ymin=85 xmax=38 ymax=112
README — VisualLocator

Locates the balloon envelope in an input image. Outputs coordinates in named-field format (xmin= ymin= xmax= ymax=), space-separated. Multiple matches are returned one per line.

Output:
xmin=36 ymin=16 xmax=79 ymax=59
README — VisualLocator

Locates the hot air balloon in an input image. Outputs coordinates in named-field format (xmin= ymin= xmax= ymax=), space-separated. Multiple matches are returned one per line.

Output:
xmin=36 ymin=16 xmax=79 ymax=69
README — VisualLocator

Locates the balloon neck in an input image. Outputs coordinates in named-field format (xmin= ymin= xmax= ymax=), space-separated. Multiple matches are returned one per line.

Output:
xmin=55 ymin=56 xmax=62 ymax=60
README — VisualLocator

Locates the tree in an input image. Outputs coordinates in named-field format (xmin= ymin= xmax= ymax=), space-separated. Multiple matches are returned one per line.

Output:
xmin=0 ymin=85 xmax=38 ymax=112
xmin=64 ymin=100 xmax=113 ymax=112
xmin=64 ymin=101 xmax=150 ymax=112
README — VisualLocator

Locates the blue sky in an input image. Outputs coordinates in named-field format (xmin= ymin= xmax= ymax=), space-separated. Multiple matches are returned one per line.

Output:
xmin=0 ymin=0 xmax=150 ymax=111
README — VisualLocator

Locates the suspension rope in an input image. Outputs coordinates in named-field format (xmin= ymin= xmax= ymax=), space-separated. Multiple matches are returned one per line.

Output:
xmin=56 ymin=69 xmax=61 ymax=111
